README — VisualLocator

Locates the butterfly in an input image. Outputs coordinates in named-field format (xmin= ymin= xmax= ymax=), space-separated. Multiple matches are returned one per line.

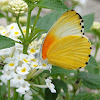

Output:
xmin=41 ymin=10 xmax=91 ymax=69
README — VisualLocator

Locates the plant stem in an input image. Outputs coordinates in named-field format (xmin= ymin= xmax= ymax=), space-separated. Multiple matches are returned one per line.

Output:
xmin=71 ymin=69 xmax=80 ymax=100
xmin=65 ymin=91 xmax=70 ymax=100
xmin=29 ymin=8 xmax=42 ymax=40
xmin=26 ymin=69 xmax=37 ymax=81
xmin=23 ymin=43 xmax=28 ymax=54
xmin=20 ymin=95 xmax=24 ymax=100
xmin=71 ymin=91 xmax=76 ymax=100
xmin=6 ymin=12 xmax=9 ymax=24
xmin=94 ymin=47 xmax=98 ymax=59
xmin=8 ymin=80 xmax=10 ymax=100
xmin=13 ymin=88 xmax=18 ymax=100
xmin=16 ymin=16 xmax=25 ymax=41
xmin=32 ymin=69 xmax=44 ymax=79
xmin=26 ymin=6 xmax=31 ymax=40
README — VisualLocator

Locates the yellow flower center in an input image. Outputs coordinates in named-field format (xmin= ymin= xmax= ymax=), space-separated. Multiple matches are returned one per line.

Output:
xmin=9 ymin=63 xmax=14 ymax=66
xmin=15 ymin=32 xmax=19 ymax=35
xmin=23 ymin=30 xmax=26 ymax=33
xmin=10 ymin=26 xmax=14 ymax=29
xmin=33 ymin=59 xmax=36 ymax=62
xmin=3 ymin=31 xmax=6 ymax=34
xmin=23 ymin=58 xmax=28 ymax=63
xmin=43 ymin=64 xmax=46 ymax=66
xmin=21 ymin=68 xmax=26 ymax=72
xmin=30 ymin=48 xmax=35 ymax=53
xmin=33 ymin=64 xmax=37 ymax=67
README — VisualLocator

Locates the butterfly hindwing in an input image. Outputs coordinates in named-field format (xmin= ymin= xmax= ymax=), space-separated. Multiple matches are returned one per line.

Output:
xmin=47 ymin=35 xmax=91 ymax=69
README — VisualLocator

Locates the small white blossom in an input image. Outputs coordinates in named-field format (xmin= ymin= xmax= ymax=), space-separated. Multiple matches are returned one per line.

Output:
xmin=6 ymin=23 xmax=18 ymax=31
xmin=1 ymin=70 xmax=16 ymax=84
xmin=45 ymin=79 xmax=56 ymax=93
xmin=16 ymin=64 xmax=30 ymax=75
xmin=24 ymin=91 xmax=32 ymax=100
xmin=19 ymin=54 xmax=30 ymax=64
xmin=4 ymin=60 xmax=18 ymax=72
xmin=10 ymin=74 xmax=26 ymax=87
xmin=16 ymin=81 xmax=30 ymax=94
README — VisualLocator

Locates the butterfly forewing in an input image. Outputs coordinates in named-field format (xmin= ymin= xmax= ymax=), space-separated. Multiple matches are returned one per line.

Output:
xmin=42 ymin=10 xmax=84 ymax=60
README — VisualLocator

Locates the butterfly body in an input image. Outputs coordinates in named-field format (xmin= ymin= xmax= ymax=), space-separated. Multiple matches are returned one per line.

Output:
xmin=41 ymin=10 xmax=91 ymax=69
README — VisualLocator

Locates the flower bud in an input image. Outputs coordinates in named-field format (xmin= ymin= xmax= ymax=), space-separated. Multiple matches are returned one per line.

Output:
xmin=91 ymin=22 xmax=100 ymax=35
xmin=92 ymin=22 xmax=100 ymax=30
xmin=8 ymin=0 xmax=28 ymax=16
xmin=0 ymin=0 xmax=10 ymax=12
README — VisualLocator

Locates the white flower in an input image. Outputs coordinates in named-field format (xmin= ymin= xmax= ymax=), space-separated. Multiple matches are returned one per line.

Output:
xmin=21 ymin=26 xmax=31 ymax=35
xmin=14 ymin=43 xmax=23 ymax=52
xmin=4 ymin=57 xmax=13 ymax=63
xmin=1 ymin=70 xmax=16 ymax=84
xmin=27 ymin=47 xmax=36 ymax=55
xmin=10 ymin=74 xmax=26 ymax=87
xmin=24 ymin=91 xmax=32 ymax=100
xmin=16 ymin=64 xmax=30 ymax=75
xmin=45 ymin=78 xmax=56 ymax=93
xmin=6 ymin=23 xmax=18 ymax=31
xmin=10 ymin=29 xmax=21 ymax=38
xmin=0 ymin=28 xmax=8 ymax=36
xmin=30 ymin=58 xmax=39 ymax=69
xmin=19 ymin=53 xmax=30 ymax=64
xmin=16 ymin=81 xmax=30 ymax=94
xmin=37 ymin=60 xmax=52 ymax=71
xmin=4 ymin=60 xmax=18 ymax=72
xmin=0 ymin=47 xmax=14 ymax=57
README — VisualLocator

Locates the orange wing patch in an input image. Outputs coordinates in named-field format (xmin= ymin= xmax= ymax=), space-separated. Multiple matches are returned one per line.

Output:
xmin=42 ymin=33 xmax=56 ymax=60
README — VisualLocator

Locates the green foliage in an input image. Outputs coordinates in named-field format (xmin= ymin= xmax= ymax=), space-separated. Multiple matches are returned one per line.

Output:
xmin=36 ymin=11 xmax=65 ymax=32
xmin=75 ymin=93 xmax=100 ymax=100
xmin=83 ymin=13 xmax=94 ymax=32
xmin=78 ymin=72 xmax=100 ymax=89
xmin=0 ymin=84 xmax=8 ymax=100
xmin=48 ymin=66 xmax=76 ymax=76
xmin=85 ymin=56 xmax=99 ymax=74
xmin=0 ymin=35 xmax=15 ymax=50
xmin=45 ymin=79 xmax=67 ymax=100
xmin=0 ymin=12 xmax=5 ymax=18
xmin=35 ymin=0 xmax=69 ymax=11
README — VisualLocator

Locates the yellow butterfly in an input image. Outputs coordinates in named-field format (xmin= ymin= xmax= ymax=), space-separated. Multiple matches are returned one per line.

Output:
xmin=41 ymin=10 xmax=91 ymax=69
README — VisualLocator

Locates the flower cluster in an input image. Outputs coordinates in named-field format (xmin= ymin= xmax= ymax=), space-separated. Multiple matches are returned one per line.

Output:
xmin=8 ymin=0 xmax=28 ymax=16
xmin=0 ymin=0 xmax=10 ymax=12
xmin=0 ymin=23 xmax=56 ymax=99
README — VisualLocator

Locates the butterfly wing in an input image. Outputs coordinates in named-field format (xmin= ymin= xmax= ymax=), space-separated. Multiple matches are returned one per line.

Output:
xmin=46 ymin=35 xmax=91 ymax=69
xmin=42 ymin=10 xmax=84 ymax=59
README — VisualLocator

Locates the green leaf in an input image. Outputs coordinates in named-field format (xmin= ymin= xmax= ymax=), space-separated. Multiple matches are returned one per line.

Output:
xmin=75 ymin=93 xmax=100 ymax=100
xmin=45 ymin=79 xmax=67 ymax=100
xmin=85 ymin=56 xmax=98 ymax=74
xmin=35 ymin=0 xmax=69 ymax=11
xmin=0 ymin=12 xmax=5 ymax=18
xmin=83 ymin=13 xmax=94 ymax=32
xmin=50 ymin=66 xmax=76 ymax=75
xmin=78 ymin=72 xmax=100 ymax=89
xmin=0 ymin=35 xmax=15 ymax=50
xmin=36 ymin=11 xmax=65 ymax=32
